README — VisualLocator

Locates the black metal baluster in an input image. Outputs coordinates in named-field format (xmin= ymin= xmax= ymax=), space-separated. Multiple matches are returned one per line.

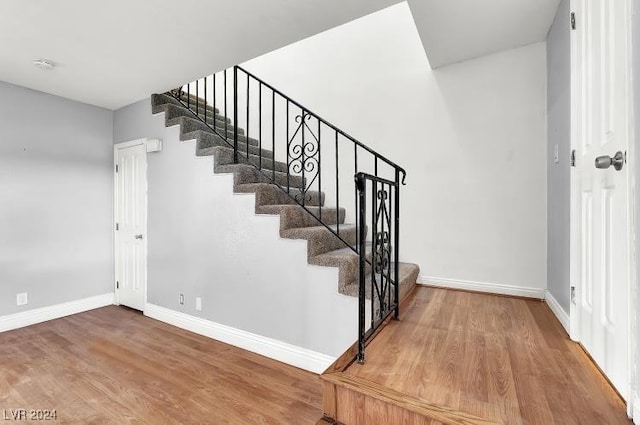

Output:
xmin=318 ymin=119 xmax=322 ymax=222
xmin=371 ymin=178 xmax=377 ymax=326
xmin=272 ymin=90 xmax=275 ymax=184
xmin=224 ymin=69 xmax=228 ymax=141
xmin=233 ymin=67 xmax=238 ymax=163
xmin=196 ymin=79 xmax=199 ymax=118
xmin=286 ymin=101 xmax=290 ymax=193
xmin=212 ymin=73 xmax=216 ymax=129
xmin=335 ymin=131 xmax=340 ymax=236
xmin=374 ymin=156 xmax=378 ymax=178
xmin=246 ymin=74 xmax=250 ymax=160
xmin=356 ymin=173 xmax=366 ymax=363
xmin=187 ymin=83 xmax=190 ymax=110
xmin=388 ymin=183 xmax=393 ymax=318
xmin=394 ymin=169 xmax=400 ymax=319
xmin=301 ymin=109 xmax=306 ymax=207
xmin=204 ymin=76 xmax=208 ymax=126
xmin=258 ymin=83 xmax=262 ymax=170
xmin=354 ymin=144 xmax=358 ymax=248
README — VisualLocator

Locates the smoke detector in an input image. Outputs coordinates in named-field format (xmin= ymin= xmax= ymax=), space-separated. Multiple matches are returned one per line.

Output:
xmin=33 ymin=59 xmax=55 ymax=70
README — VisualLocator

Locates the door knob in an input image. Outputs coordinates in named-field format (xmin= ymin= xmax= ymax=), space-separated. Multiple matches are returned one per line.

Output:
xmin=135 ymin=234 xmax=144 ymax=240
xmin=595 ymin=151 xmax=624 ymax=171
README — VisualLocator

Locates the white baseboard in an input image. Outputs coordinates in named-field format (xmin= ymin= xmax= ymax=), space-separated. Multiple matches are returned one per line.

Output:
xmin=418 ymin=275 xmax=546 ymax=299
xmin=144 ymin=303 xmax=336 ymax=374
xmin=0 ymin=293 xmax=115 ymax=333
xmin=631 ymin=391 xmax=640 ymax=423
xmin=544 ymin=290 xmax=570 ymax=334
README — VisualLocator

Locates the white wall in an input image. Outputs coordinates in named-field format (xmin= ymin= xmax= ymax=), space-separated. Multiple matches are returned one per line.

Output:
xmin=242 ymin=2 xmax=548 ymax=293
xmin=113 ymin=99 xmax=359 ymax=361
xmin=0 ymin=81 xmax=114 ymax=316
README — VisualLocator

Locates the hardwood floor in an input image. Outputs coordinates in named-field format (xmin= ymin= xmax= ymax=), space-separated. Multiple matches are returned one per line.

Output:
xmin=343 ymin=287 xmax=632 ymax=425
xmin=0 ymin=306 xmax=322 ymax=424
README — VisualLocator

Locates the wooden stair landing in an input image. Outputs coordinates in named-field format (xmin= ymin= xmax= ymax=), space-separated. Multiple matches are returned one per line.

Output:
xmin=319 ymin=287 xmax=631 ymax=425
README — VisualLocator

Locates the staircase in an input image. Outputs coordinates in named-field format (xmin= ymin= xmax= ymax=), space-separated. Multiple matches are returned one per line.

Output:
xmin=151 ymin=65 xmax=419 ymax=364
xmin=151 ymin=93 xmax=418 ymax=300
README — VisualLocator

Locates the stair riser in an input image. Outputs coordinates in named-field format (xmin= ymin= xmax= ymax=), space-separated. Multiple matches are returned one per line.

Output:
xmin=164 ymin=105 xmax=234 ymax=131
xmin=215 ymin=164 xmax=305 ymax=189
xmin=182 ymin=131 xmax=274 ymax=160
xmin=277 ymin=208 xmax=345 ymax=230
xmin=238 ymin=185 xmax=324 ymax=208
xmin=153 ymin=101 xmax=232 ymax=129
xmin=302 ymin=228 xmax=357 ymax=258
xmin=176 ymin=94 xmax=219 ymax=112
xmin=203 ymin=147 xmax=287 ymax=173
xmin=168 ymin=116 xmax=255 ymax=144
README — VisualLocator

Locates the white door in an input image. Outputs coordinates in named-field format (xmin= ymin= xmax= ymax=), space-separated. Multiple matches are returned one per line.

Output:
xmin=115 ymin=141 xmax=148 ymax=311
xmin=571 ymin=0 xmax=631 ymax=400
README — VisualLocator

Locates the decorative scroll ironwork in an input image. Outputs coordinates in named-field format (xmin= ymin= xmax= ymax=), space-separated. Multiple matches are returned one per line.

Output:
xmin=288 ymin=112 xmax=320 ymax=204
xmin=356 ymin=173 xmax=400 ymax=364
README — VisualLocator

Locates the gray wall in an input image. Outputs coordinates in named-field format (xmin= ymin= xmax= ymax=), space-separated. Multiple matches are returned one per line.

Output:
xmin=546 ymin=0 xmax=571 ymax=313
xmin=113 ymin=99 xmax=358 ymax=358
xmin=0 ymin=81 xmax=114 ymax=315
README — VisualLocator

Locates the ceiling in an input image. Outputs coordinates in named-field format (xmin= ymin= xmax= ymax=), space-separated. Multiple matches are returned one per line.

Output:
xmin=407 ymin=0 xmax=561 ymax=68
xmin=0 ymin=0 xmax=401 ymax=109
xmin=0 ymin=0 xmax=560 ymax=109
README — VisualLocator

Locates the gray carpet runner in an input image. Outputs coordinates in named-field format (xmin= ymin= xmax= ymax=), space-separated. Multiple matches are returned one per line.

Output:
xmin=151 ymin=93 xmax=420 ymax=301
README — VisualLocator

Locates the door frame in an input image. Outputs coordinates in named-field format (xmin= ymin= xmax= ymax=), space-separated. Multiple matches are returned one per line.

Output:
xmin=113 ymin=139 xmax=149 ymax=310
xmin=569 ymin=0 xmax=636 ymax=410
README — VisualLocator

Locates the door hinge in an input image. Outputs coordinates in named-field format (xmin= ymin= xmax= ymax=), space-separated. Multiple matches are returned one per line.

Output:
xmin=116 ymin=281 xmax=120 ymax=289
xmin=115 ymin=222 xmax=119 ymax=231
xmin=115 ymin=164 xmax=119 ymax=173
xmin=571 ymin=12 xmax=576 ymax=30
xmin=570 ymin=286 xmax=576 ymax=304
xmin=570 ymin=149 xmax=576 ymax=167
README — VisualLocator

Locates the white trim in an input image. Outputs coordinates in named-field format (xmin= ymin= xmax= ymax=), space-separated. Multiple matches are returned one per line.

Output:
xmin=545 ymin=290 xmax=570 ymax=334
xmin=632 ymin=391 xmax=640 ymax=423
xmin=417 ymin=275 xmax=545 ymax=299
xmin=0 ymin=293 xmax=114 ymax=333
xmin=144 ymin=303 xmax=336 ymax=374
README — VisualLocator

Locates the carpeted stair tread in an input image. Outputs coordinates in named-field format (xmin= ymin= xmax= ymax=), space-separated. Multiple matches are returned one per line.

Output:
xmin=197 ymin=146 xmax=287 ymax=173
xmin=152 ymin=93 xmax=220 ymax=116
xmin=282 ymin=224 xmax=357 ymax=258
xmin=257 ymin=204 xmax=346 ymax=230
xmin=216 ymin=163 xmax=305 ymax=189
xmin=155 ymin=102 xmax=237 ymax=133
xmin=310 ymin=244 xmax=372 ymax=292
xmin=234 ymin=183 xmax=325 ymax=207
xmin=174 ymin=92 xmax=220 ymax=113
xmin=182 ymin=130 xmax=275 ymax=159
xmin=167 ymin=115 xmax=258 ymax=145
xmin=340 ymin=262 xmax=419 ymax=300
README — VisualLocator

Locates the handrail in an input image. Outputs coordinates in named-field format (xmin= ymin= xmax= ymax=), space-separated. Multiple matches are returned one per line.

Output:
xmin=236 ymin=65 xmax=407 ymax=181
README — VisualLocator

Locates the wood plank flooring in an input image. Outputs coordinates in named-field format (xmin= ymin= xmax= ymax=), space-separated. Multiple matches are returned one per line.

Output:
xmin=0 ymin=306 xmax=322 ymax=424
xmin=344 ymin=287 xmax=632 ymax=425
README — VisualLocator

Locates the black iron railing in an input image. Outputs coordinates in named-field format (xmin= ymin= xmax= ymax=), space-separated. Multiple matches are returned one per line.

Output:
xmin=169 ymin=65 xmax=406 ymax=361
xmin=355 ymin=173 xmax=400 ymax=363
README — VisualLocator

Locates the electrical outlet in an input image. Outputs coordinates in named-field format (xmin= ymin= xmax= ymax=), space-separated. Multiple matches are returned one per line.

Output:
xmin=196 ymin=297 xmax=202 ymax=311
xmin=179 ymin=293 xmax=184 ymax=305
xmin=16 ymin=292 xmax=28 ymax=306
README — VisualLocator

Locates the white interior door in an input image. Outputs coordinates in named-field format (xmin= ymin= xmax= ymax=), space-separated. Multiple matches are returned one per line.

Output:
xmin=571 ymin=0 xmax=631 ymax=400
xmin=115 ymin=141 xmax=148 ymax=311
